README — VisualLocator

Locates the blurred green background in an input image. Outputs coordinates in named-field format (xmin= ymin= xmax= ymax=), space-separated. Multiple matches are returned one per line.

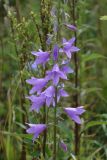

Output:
xmin=0 ymin=0 xmax=107 ymax=160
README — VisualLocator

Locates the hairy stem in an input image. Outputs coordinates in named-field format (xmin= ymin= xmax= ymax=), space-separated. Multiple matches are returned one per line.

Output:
xmin=40 ymin=0 xmax=52 ymax=157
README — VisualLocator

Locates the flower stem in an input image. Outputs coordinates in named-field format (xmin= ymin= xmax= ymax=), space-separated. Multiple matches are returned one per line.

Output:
xmin=40 ymin=1 xmax=52 ymax=157
xmin=53 ymin=87 xmax=57 ymax=160
xmin=43 ymin=104 xmax=47 ymax=158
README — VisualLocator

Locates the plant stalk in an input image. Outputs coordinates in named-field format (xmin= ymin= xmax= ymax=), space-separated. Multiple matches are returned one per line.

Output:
xmin=43 ymin=104 xmax=47 ymax=158
xmin=53 ymin=87 xmax=57 ymax=160
xmin=40 ymin=0 xmax=52 ymax=157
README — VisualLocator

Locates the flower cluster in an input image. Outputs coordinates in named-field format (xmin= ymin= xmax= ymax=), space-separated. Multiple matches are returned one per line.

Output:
xmin=26 ymin=24 xmax=85 ymax=144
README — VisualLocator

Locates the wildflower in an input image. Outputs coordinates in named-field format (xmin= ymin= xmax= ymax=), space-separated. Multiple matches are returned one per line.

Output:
xmin=26 ymin=124 xmax=46 ymax=141
xmin=31 ymin=50 xmax=50 ymax=65
xmin=60 ymin=37 xmax=80 ymax=58
xmin=46 ymin=64 xmax=67 ymax=85
xmin=60 ymin=141 xmax=67 ymax=152
xmin=26 ymin=77 xmax=47 ymax=94
xmin=64 ymin=106 xmax=85 ymax=124
xmin=41 ymin=86 xmax=69 ymax=106
xmin=64 ymin=24 xmax=77 ymax=31
xmin=57 ymin=88 xmax=69 ymax=102
xmin=61 ymin=65 xmax=74 ymax=74
xmin=41 ymin=86 xmax=55 ymax=107
xmin=26 ymin=95 xmax=45 ymax=112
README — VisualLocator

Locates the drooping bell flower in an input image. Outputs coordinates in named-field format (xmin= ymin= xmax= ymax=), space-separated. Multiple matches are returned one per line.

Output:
xmin=57 ymin=88 xmax=69 ymax=102
xmin=26 ymin=95 xmax=45 ymax=112
xmin=41 ymin=86 xmax=55 ymax=107
xmin=60 ymin=37 xmax=80 ymax=59
xmin=61 ymin=65 xmax=74 ymax=74
xmin=64 ymin=106 xmax=85 ymax=124
xmin=31 ymin=50 xmax=50 ymax=66
xmin=26 ymin=77 xmax=47 ymax=94
xmin=46 ymin=64 xmax=67 ymax=85
xmin=26 ymin=124 xmax=47 ymax=142
xmin=41 ymin=86 xmax=69 ymax=107
xmin=61 ymin=60 xmax=74 ymax=74
xmin=64 ymin=24 xmax=77 ymax=31
xmin=60 ymin=141 xmax=67 ymax=152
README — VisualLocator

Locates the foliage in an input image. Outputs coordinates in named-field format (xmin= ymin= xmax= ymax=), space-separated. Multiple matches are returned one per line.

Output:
xmin=0 ymin=0 xmax=107 ymax=160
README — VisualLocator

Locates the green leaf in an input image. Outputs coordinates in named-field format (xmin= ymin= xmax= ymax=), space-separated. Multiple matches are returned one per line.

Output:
xmin=15 ymin=121 xmax=26 ymax=129
xmin=83 ymin=121 xmax=107 ymax=131
xmin=82 ymin=53 xmax=106 ymax=62
xmin=81 ymin=87 xmax=102 ymax=95
xmin=100 ymin=16 xmax=107 ymax=20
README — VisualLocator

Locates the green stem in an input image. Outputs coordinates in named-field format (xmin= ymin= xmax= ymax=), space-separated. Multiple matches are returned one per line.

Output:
xmin=53 ymin=87 xmax=57 ymax=160
xmin=40 ymin=1 xmax=52 ymax=157
xmin=43 ymin=104 xmax=47 ymax=158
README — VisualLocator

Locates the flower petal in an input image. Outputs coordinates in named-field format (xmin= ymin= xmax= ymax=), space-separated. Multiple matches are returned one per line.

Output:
xmin=26 ymin=124 xmax=46 ymax=141
xmin=71 ymin=114 xmax=82 ymax=124
xmin=61 ymin=65 xmax=74 ymax=74
xmin=52 ymin=64 xmax=60 ymax=72
xmin=65 ymin=24 xmax=77 ymax=31
xmin=59 ymin=71 xmax=67 ymax=80
xmin=58 ymin=89 xmax=69 ymax=97
xmin=70 ymin=46 xmax=80 ymax=52
xmin=53 ymin=44 xmax=59 ymax=61
xmin=26 ymin=77 xmax=37 ymax=85
xmin=46 ymin=97 xmax=53 ymax=107
xmin=64 ymin=107 xmax=85 ymax=124
xmin=43 ymin=86 xmax=55 ymax=97
xmin=60 ymin=141 xmax=67 ymax=152
xmin=53 ymin=73 xmax=59 ymax=85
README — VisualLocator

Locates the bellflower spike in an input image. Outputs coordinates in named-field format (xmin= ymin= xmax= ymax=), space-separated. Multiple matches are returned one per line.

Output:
xmin=53 ymin=44 xmax=59 ymax=61
xmin=64 ymin=106 xmax=85 ymax=124
xmin=26 ymin=95 xmax=45 ymax=112
xmin=46 ymin=64 xmax=67 ymax=85
xmin=60 ymin=141 xmax=67 ymax=152
xmin=26 ymin=124 xmax=46 ymax=142
xmin=31 ymin=50 xmax=50 ymax=65
xmin=64 ymin=24 xmax=77 ymax=31
xmin=26 ymin=77 xmax=47 ymax=94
